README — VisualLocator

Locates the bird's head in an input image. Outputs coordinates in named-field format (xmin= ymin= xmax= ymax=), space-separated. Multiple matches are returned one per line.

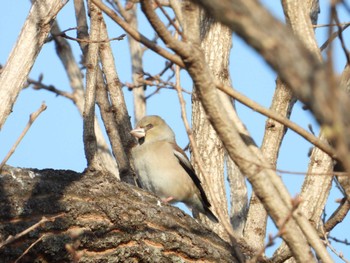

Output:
xmin=130 ymin=115 xmax=175 ymax=144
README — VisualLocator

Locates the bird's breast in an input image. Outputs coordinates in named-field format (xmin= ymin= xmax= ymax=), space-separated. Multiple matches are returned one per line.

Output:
xmin=131 ymin=142 xmax=195 ymax=202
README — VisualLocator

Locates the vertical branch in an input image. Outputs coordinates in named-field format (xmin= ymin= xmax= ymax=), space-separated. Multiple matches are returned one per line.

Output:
xmin=198 ymin=9 xmax=248 ymax=239
xmin=73 ymin=0 xmax=120 ymax=177
xmin=182 ymin=1 xmax=237 ymax=242
xmin=99 ymin=18 xmax=136 ymax=183
xmin=244 ymin=0 xmax=325 ymax=253
xmin=271 ymin=1 xmax=334 ymax=260
xmin=126 ymin=4 xmax=146 ymax=123
xmin=83 ymin=1 xmax=102 ymax=169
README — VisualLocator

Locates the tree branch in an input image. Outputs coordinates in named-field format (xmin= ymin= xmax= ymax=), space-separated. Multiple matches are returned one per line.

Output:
xmin=91 ymin=0 xmax=185 ymax=67
xmin=0 ymin=103 xmax=47 ymax=171
xmin=0 ymin=0 xmax=67 ymax=129
xmin=194 ymin=0 xmax=350 ymax=173
xmin=83 ymin=1 xmax=102 ymax=169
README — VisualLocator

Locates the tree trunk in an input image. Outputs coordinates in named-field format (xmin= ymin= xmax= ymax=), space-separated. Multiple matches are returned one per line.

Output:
xmin=0 ymin=166 xmax=239 ymax=262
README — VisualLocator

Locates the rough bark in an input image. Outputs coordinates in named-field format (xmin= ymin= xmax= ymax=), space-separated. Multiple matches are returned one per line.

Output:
xmin=184 ymin=1 xmax=229 ymax=240
xmin=0 ymin=166 xmax=239 ymax=262
xmin=199 ymin=12 xmax=248 ymax=237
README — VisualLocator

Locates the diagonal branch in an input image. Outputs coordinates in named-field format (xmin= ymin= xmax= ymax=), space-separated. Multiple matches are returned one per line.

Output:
xmin=0 ymin=103 xmax=47 ymax=171
xmin=91 ymin=0 xmax=184 ymax=67
xmin=0 ymin=0 xmax=67 ymax=129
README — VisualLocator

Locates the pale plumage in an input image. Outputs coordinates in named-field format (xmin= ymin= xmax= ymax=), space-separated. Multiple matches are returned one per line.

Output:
xmin=130 ymin=115 xmax=218 ymax=223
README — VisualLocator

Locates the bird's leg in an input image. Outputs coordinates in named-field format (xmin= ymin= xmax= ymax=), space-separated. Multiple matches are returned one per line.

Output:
xmin=162 ymin=196 xmax=174 ymax=203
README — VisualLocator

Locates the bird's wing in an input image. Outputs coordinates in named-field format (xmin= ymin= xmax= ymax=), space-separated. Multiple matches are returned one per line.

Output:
xmin=170 ymin=142 xmax=212 ymax=208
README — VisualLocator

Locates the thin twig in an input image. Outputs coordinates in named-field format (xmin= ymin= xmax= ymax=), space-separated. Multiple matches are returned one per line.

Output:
xmin=91 ymin=0 xmax=185 ymax=67
xmin=215 ymin=82 xmax=337 ymax=159
xmin=332 ymin=8 xmax=350 ymax=65
xmin=320 ymin=24 xmax=350 ymax=51
xmin=0 ymin=214 xmax=64 ymax=249
xmin=328 ymin=236 xmax=350 ymax=246
xmin=323 ymin=232 xmax=350 ymax=263
xmin=313 ymin=21 xmax=350 ymax=28
xmin=28 ymin=78 xmax=75 ymax=101
xmin=47 ymin=26 xmax=127 ymax=44
xmin=324 ymin=198 xmax=350 ymax=232
xmin=154 ymin=0 xmax=183 ymax=38
xmin=14 ymin=234 xmax=46 ymax=263
xmin=56 ymin=32 xmax=126 ymax=43
xmin=0 ymin=103 xmax=47 ymax=171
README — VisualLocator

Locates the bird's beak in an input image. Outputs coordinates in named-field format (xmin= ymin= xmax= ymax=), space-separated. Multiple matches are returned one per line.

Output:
xmin=130 ymin=127 xmax=146 ymax=139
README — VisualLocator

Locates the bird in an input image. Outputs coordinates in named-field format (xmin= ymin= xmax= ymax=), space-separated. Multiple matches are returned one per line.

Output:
xmin=130 ymin=115 xmax=219 ymax=223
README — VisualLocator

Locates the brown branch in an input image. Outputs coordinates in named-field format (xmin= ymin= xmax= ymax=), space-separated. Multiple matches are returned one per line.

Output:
xmin=174 ymin=64 xmax=246 ymax=262
xmin=83 ymin=2 xmax=102 ymax=169
xmin=98 ymin=18 xmax=135 ymax=181
xmin=91 ymin=0 xmax=185 ymax=67
xmin=154 ymin=0 xmax=183 ymax=38
xmin=54 ymin=31 xmax=127 ymax=43
xmin=195 ymin=0 xmax=350 ymax=174
xmin=248 ymin=197 xmax=302 ymax=263
xmin=324 ymin=198 xmax=350 ymax=232
xmin=140 ymin=0 xmax=332 ymax=261
xmin=28 ymin=78 xmax=75 ymax=101
xmin=0 ymin=103 xmax=47 ymax=171
xmin=323 ymin=232 xmax=350 ymax=263
xmin=14 ymin=234 xmax=46 ymax=263
xmin=0 ymin=0 xmax=67 ymax=130
xmin=0 ymin=214 xmax=63 ymax=249
xmin=215 ymin=82 xmax=337 ymax=159
xmin=314 ymin=21 xmax=350 ymax=28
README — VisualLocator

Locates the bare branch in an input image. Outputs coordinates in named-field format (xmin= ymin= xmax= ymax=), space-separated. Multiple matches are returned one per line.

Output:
xmin=324 ymin=198 xmax=350 ymax=232
xmin=194 ymin=0 xmax=350 ymax=173
xmin=83 ymin=1 xmax=102 ymax=169
xmin=14 ymin=234 xmax=46 ymax=263
xmin=53 ymin=29 xmax=126 ymax=43
xmin=91 ymin=0 xmax=185 ymax=67
xmin=0 ymin=0 xmax=67 ymax=129
xmin=0 ymin=103 xmax=47 ymax=171
xmin=216 ymin=82 xmax=337 ymax=159
xmin=0 ymin=214 xmax=63 ymax=249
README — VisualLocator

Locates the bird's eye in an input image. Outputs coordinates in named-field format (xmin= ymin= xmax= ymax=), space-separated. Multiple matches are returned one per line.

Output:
xmin=145 ymin=123 xmax=153 ymax=130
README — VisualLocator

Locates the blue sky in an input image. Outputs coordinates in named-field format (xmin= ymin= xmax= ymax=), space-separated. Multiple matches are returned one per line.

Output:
xmin=0 ymin=1 xmax=349 ymax=261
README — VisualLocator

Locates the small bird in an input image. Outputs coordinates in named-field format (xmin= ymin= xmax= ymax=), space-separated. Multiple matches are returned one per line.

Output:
xmin=130 ymin=115 xmax=218 ymax=223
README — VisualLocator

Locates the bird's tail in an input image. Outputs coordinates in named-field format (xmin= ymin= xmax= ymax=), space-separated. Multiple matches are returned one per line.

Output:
xmin=192 ymin=206 xmax=219 ymax=223
xmin=204 ymin=207 xmax=219 ymax=223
